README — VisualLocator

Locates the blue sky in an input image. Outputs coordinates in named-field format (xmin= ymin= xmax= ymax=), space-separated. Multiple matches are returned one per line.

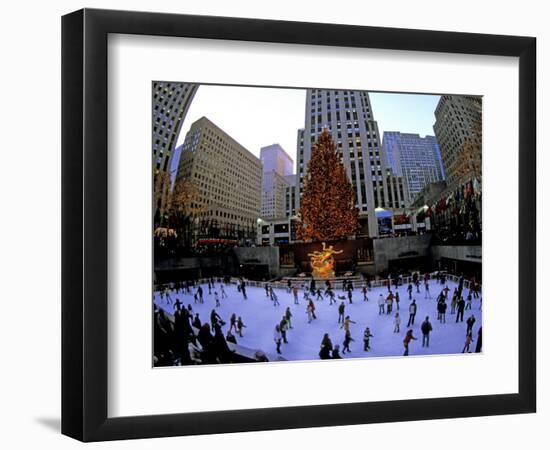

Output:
xmin=370 ymin=92 xmax=440 ymax=139
xmin=171 ymin=85 xmax=440 ymax=175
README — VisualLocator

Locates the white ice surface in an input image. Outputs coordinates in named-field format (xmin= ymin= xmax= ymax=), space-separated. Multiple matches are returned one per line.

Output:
xmin=153 ymin=280 xmax=482 ymax=362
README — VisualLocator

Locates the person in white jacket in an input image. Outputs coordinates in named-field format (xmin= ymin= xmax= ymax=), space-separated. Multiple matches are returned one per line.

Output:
xmin=378 ymin=293 xmax=385 ymax=315
xmin=394 ymin=312 xmax=401 ymax=333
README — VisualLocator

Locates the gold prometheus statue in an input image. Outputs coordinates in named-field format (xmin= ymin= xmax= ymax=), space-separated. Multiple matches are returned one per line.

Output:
xmin=308 ymin=242 xmax=343 ymax=279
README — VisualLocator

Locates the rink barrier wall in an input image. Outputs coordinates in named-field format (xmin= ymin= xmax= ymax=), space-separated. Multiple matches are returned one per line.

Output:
xmin=154 ymin=273 xmax=479 ymax=294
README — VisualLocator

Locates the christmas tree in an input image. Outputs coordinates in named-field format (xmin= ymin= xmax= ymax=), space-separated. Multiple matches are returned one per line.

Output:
xmin=297 ymin=129 xmax=359 ymax=241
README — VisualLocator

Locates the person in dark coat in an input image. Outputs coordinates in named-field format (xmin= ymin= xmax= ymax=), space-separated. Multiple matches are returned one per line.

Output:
xmin=437 ymin=300 xmax=447 ymax=323
xmin=226 ymin=330 xmax=237 ymax=344
xmin=466 ymin=315 xmax=476 ymax=335
xmin=279 ymin=316 xmax=289 ymax=344
xmin=319 ymin=333 xmax=333 ymax=360
xmin=197 ymin=323 xmax=212 ymax=348
xmin=456 ymin=297 xmax=466 ymax=322
xmin=332 ymin=345 xmax=342 ymax=359
xmin=212 ymin=324 xmax=234 ymax=363
xmin=475 ymin=326 xmax=483 ymax=353
xmin=421 ymin=316 xmax=433 ymax=347
xmin=342 ymin=329 xmax=354 ymax=354
xmin=338 ymin=302 xmax=345 ymax=324
xmin=210 ymin=309 xmax=223 ymax=329
xmin=192 ymin=313 xmax=201 ymax=330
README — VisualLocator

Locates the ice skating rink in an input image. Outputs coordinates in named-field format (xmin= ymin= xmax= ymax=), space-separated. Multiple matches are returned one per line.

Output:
xmin=154 ymin=279 xmax=482 ymax=362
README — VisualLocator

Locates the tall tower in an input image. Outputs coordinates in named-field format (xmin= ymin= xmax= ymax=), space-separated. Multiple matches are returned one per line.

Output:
xmin=382 ymin=132 xmax=445 ymax=204
xmin=433 ymin=95 xmax=482 ymax=185
xmin=152 ymin=81 xmax=198 ymax=221
xmin=260 ymin=144 xmax=294 ymax=219
xmin=297 ymin=89 xmax=407 ymax=237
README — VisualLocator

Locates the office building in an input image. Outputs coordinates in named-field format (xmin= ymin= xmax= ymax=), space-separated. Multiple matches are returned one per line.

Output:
xmin=433 ymin=95 xmax=482 ymax=184
xmin=382 ymin=132 xmax=445 ymax=204
xmin=260 ymin=144 xmax=294 ymax=219
xmin=175 ymin=116 xmax=262 ymax=241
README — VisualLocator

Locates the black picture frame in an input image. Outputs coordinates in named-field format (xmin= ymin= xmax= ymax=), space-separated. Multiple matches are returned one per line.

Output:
xmin=62 ymin=8 xmax=536 ymax=442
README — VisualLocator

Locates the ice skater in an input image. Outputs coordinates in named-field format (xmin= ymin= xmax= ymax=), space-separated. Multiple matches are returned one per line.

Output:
xmin=316 ymin=288 xmax=324 ymax=301
xmin=378 ymin=293 xmax=385 ymax=315
xmin=403 ymin=329 xmax=417 ymax=356
xmin=437 ymin=299 xmax=447 ymax=323
xmin=465 ymin=292 xmax=473 ymax=310
xmin=303 ymin=285 xmax=310 ymax=302
xmin=341 ymin=315 xmax=356 ymax=334
xmin=338 ymin=301 xmax=345 ymax=324
xmin=308 ymin=299 xmax=317 ymax=320
xmin=271 ymin=287 xmax=280 ymax=306
xmin=327 ymin=288 xmax=336 ymax=305
xmin=319 ymin=333 xmax=333 ymax=359
xmin=407 ymin=300 xmax=417 ymax=327
xmin=456 ymin=296 xmax=466 ymax=322
xmin=279 ymin=316 xmax=289 ymax=344
xmin=229 ymin=313 xmax=238 ymax=334
xmin=407 ymin=283 xmax=413 ymax=300
xmin=306 ymin=302 xmax=314 ymax=323
xmin=362 ymin=285 xmax=368 ymax=302
xmin=214 ymin=291 xmax=220 ymax=308
xmin=197 ymin=285 xmax=204 ymax=303
xmin=237 ymin=316 xmax=246 ymax=337
xmin=450 ymin=292 xmax=458 ymax=314
xmin=274 ymin=325 xmax=282 ymax=354
xmin=342 ymin=329 xmax=354 ymax=354
xmin=285 ymin=307 xmax=293 ymax=329
xmin=292 ymin=286 xmax=299 ymax=304
xmin=421 ymin=316 xmax=433 ymax=347
xmin=363 ymin=327 xmax=374 ymax=351
xmin=220 ymin=284 xmax=227 ymax=299
xmin=466 ymin=314 xmax=476 ymax=336
xmin=394 ymin=312 xmax=401 ymax=333
xmin=386 ymin=292 xmax=394 ymax=314
xmin=462 ymin=331 xmax=474 ymax=353
xmin=424 ymin=280 xmax=431 ymax=299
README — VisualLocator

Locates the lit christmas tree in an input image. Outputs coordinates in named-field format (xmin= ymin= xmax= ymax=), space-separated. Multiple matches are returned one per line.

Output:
xmin=297 ymin=129 xmax=359 ymax=241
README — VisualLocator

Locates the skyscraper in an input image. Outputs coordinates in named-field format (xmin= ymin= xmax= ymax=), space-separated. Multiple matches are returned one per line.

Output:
xmin=152 ymin=81 xmax=198 ymax=173
xmin=175 ymin=116 xmax=262 ymax=242
xmin=382 ymin=132 xmax=445 ymax=204
xmin=297 ymin=89 xmax=408 ymax=237
xmin=152 ymin=81 xmax=198 ymax=220
xmin=433 ymin=95 xmax=482 ymax=184
xmin=260 ymin=144 xmax=294 ymax=219
xmin=260 ymin=144 xmax=293 ymax=176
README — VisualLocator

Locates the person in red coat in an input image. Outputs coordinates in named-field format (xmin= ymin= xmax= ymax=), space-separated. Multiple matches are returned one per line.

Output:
xmin=403 ymin=329 xmax=417 ymax=356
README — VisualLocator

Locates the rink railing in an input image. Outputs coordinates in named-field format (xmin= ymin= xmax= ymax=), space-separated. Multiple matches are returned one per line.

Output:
xmin=154 ymin=273 xmax=478 ymax=293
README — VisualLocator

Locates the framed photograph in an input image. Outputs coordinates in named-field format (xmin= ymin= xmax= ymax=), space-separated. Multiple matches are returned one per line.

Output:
xmin=62 ymin=8 xmax=536 ymax=442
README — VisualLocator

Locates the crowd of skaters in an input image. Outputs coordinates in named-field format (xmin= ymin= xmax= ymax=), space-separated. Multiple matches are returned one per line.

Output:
xmin=154 ymin=271 xmax=482 ymax=366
